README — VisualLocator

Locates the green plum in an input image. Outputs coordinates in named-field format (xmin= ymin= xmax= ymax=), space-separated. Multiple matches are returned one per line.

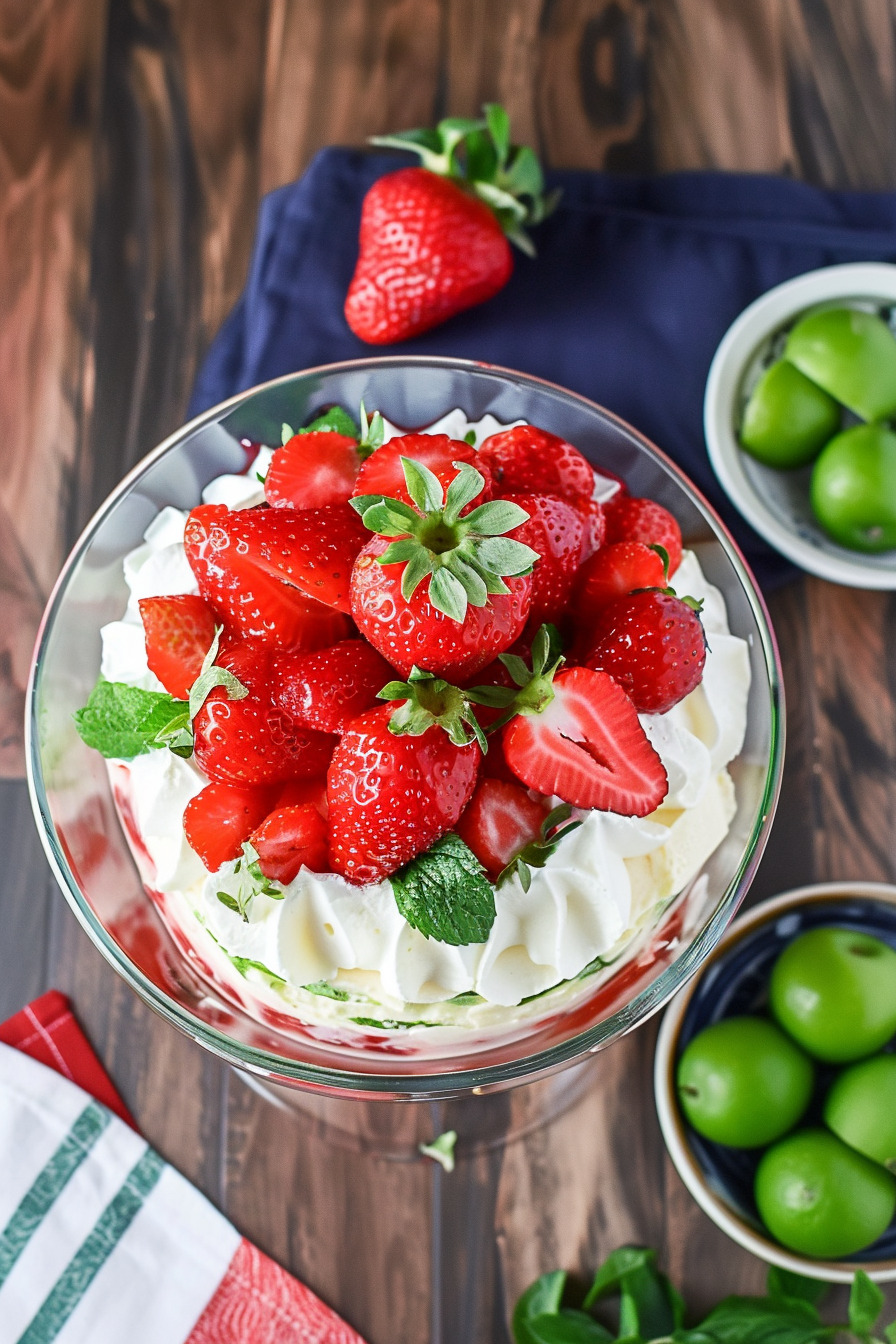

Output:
xmin=810 ymin=424 xmax=896 ymax=552
xmin=770 ymin=927 xmax=896 ymax=1063
xmin=825 ymin=1054 xmax=896 ymax=1170
xmin=676 ymin=1016 xmax=814 ymax=1148
xmin=755 ymin=1128 xmax=896 ymax=1258
xmin=785 ymin=306 xmax=896 ymax=421
xmin=740 ymin=360 xmax=840 ymax=468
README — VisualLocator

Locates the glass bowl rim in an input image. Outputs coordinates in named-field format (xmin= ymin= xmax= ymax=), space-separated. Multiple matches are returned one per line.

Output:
xmin=26 ymin=355 xmax=784 ymax=1097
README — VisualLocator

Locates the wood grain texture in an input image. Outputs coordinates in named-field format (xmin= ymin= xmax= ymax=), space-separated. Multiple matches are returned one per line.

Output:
xmin=4 ymin=1 xmax=896 ymax=1340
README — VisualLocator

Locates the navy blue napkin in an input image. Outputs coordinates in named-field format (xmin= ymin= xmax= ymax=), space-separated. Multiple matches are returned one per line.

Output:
xmin=190 ymin=147 xmax=896 ymax=588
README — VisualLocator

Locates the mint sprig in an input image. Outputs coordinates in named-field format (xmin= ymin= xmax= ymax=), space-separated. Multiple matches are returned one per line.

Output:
xmin=513 ymin=1249 xmax=894 ymax=1344
xmin=188 ymin=627 xmax=248 ymax=720
xmin=497 ymin=803 xmax=583 ymax=892
xmin=215 ymin=841 xmax=282 ymax=923
xmin=74 ymin=680 xmax=191 ymax=760
xmin=351 ymin=455 xmax=539 ymax=623
xmin=392 ymin=833 xmax=496 ymax=946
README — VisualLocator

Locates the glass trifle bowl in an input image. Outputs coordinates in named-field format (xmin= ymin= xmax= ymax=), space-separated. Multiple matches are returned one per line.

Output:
xmin=27 ymin=357 xmax=783 ymax=1101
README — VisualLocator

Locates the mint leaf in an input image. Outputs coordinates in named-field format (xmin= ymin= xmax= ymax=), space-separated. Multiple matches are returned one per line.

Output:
xmin=188 ymin=626 xmax=248 ymax=720
xmin=230 ymin=956 xmax=286 ymax=990
xmin=74 ymin=679 xmax=189 ymax=759
xmin=303 ymin=980 xmax=350 ymax=1001
xmin=392 ymin=833 xmax=496 ymax=946
xmin=350 ymin=1015 xmax=436 ymax=1029
xmin=300 ymin=406 xmax=360 ymax=438
xmin=849 ymin=1271 xmax=884 ymax=1337
xmin=215 ymin=842 xmax=282 ymax=922
xmin=419 ymin=1129 xmax=457 ymax=1172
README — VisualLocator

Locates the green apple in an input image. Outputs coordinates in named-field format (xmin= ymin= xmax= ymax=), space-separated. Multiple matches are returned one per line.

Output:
xmin=755 ymin=1128 xmax=896 ymax=1258
xmin=740 ymin=360 xmax=840 ymax=468
xmin=786 ymin=307 xmax=896 ymax=421
xmin=825 ymin=1054 xmax=896 ymax=1170
xmin=676 ymin=1016 xmax=814 ymax=1148
xmin=770 ymin=927 xmax=896 ymax=1063
xmin=810 ymin=424 xmax=896 ymax=551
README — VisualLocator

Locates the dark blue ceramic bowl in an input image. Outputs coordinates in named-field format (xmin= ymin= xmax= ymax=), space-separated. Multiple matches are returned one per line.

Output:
xmin=655 ymin=883 xmax=896 ymax=1282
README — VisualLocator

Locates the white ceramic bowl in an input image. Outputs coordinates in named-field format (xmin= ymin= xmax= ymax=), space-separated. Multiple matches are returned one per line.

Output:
xmin=704 ymin=263 xmax=896 ymax=588
xmin=655 ymin=881 xmax=896 ymax=1283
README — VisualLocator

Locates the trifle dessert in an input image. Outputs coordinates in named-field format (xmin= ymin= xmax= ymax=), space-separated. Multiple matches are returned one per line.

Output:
xmin=74 ymin=403 xmax=751 ymax=1046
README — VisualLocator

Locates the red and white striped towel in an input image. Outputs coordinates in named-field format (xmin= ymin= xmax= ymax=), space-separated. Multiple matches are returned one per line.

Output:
xmin=0 ymin=992 xmax=365 ymax=1344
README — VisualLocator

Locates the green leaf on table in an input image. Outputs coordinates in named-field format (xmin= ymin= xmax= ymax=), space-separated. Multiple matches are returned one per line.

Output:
xmin=419 ymin=1129 xmax=457 ymax=1173
xmin=512 ymin=1272 xmax=567 ymax=1344
xmin=74 ymin=679 xmax=191 ymax=760
xmin=582 ymin=1247 xmax=682 ymax=1341
xmin=523 ymin=1310 xmax=613 ymax=1343
xmin=766 ymin=1267 xmax=827 ymax=1308
xmin=392 ymin=833 xmax=496 ymax=946
xmin=692 ymin=1295 xmax=831 ymax=1344
xmin=885 ymin=1321 xmax=896 ymax=1343
xmin=849 ymin=1271 xmax=885 ymax=1337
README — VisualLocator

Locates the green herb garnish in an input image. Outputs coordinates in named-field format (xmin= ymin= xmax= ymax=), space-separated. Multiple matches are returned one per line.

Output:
xmin=392 ymin=833 xmax=496 ymax=947
xmin=73 ymin=680 xmax=192 ymax=760
xmin=215 ymin=842 xmax=282 ymax=923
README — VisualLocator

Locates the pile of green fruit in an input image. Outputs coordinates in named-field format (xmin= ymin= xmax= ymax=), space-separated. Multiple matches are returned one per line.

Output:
xmin=676 ymin=925 xmax=896 ymax=1259
xmin=739 ymin=306 xmax=896 ymax=553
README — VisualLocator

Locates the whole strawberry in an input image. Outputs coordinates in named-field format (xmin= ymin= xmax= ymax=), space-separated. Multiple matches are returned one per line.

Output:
xmin=505 ymin=493 xmax=584 ymax=629
xmin=344 ymin=105 xmax=558 ymax=344
xmin=350 ymin=456 xmax=538 ymax=680
xmin=327 ymin=669 xmax=482 ymax=884
xmin=581 ymin=590 xmax=706 ymax=714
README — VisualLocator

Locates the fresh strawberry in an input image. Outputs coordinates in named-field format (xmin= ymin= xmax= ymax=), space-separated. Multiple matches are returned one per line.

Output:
xmin=467 ymin=626 xmax=667 ymax=815
xmin=506 ymin=493 xmax=583 ymax=629
xmin=265 ymin=432 xmax=362 ymax=509
xmin=344 ymin=107 xmax=557 ymax=344
xmin=192 ymin=642 xmax=337 ymax=786
xmin=327 ymin=679 xmax=481 ymax=883
xmin=478 ymin=426 xmax=594 ymax=503
xmin=581 ymin=590 xmax=706 ymax=714
xmin=572 ymin=541 xmax=667 ymax=628
xmin=183 ymin=781 xmax=275 ymax=872
xmin=603 ymin=496 xmax=683 ymax=575
xmin=575 ymin=497 xmax=606 ymax=562
xmin=138 ymin=594 xmax=216 ymax=700
xmin=251 ymin=804 xmax=329 ymax=883
xmin=455 ymin=778 xmax=551 ymax=879
xmin=275 ymin=776 xmax=328 ymax=816
xmin=272 ymin=640 xmax=393 ymax=733
xmin=350 ymin=456 xmax=537 ymax=680
xmin=184 ymin=505 xmax=350 ymax=650
xmin=352 ymin=434 xmax=493 ymax=508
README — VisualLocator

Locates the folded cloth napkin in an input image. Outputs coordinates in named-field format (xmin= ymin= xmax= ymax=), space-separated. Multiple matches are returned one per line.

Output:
xmin=0 ymin=992 xmax=364 ymax=1344
xmin=190 ymin=147 xmax=896 ymax=589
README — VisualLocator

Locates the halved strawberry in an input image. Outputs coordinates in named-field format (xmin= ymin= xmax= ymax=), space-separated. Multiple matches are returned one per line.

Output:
xmin=265 ymin=432 xmax=362 ymax=509
xmin=603 ymin=496 xmax=683 ymax=574
xmin=251 ymin=804 xmax=329 ymax=883
xmin=455 ymin=777 xmax=550 ymax=879
xmin=503 ymin=666 xmax=668 ymax=815
xmin=351 ymin=434 xmax=493 ymax=508
xmin=272 ymin=639 xmax=393 ymax=733
xmin=581 ymin=590 xmax=706 ymax=714
xmin=506 ymin=493 xmax=584 ymax=629
xmin=574 ymin=497 xmax=606 ymax=562
xmin=192 ymin=642 xmax=338 ymax=786
xmin=328 ymin=704 xmax=481 ymax=884
xmin=478 ymin=426 xmax=594 ymax=503
xmin=138 ymin=594 xmax=216 ymax=700
xmin=572 ymin=541 xmax=667 ymax=628
xmin=183 ymin=781 xmax=275 ymax=871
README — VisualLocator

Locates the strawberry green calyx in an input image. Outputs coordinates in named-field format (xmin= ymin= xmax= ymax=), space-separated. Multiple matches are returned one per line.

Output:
xmin=497 ymin=803 xmax=583 ymax=892
xmin=370 ymin=103 xmax=560 ymax=256
xmin=637 ymin=546 xmax=705 ymax=614
xmin=280 ymin=400 xmax=384 ymax=461
xmin=350 ymin=456 xmax=540 ymax=624
xmin=467 ymin=624 xmax=564 ymax=732
xmin=357 ymin=400 xmax=385 ymax=461
xmin=379 ymin=666 xmax=488 ymax=753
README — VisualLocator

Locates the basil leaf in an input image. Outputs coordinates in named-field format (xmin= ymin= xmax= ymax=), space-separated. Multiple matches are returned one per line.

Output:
xmin=848 ymin=1271 xmax=884 ymax=1337
xmin=512 ymin=1272 xmax=567 ymax=1344
xmin=523 ymin=1311 xmax=612 ymax=1343
xmin=74 ymin=679 xmax=189 ymax=760
xmin=694 ymin=1296 xmax=829 ymax=1344
xmin=766 ymin=1268 xmax=826 ymax=1307
xmin=392 ymin=833 xmax=496 ymax=946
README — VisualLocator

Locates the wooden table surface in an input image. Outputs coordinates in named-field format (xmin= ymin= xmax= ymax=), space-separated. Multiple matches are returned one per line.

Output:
xmin=4 ymin=3 xmax=896 ymax=1340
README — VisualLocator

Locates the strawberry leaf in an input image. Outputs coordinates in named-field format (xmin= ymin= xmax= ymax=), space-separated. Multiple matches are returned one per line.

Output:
xmin=392 ymin=833 xmax=496 ymax=945
xmin=300 ymin=406 xmax=360 ymax=438
xmin=429 ymin=567 xmax=468 ymax=622
xmin=401 ymin=456 xmax=445 ymax=513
